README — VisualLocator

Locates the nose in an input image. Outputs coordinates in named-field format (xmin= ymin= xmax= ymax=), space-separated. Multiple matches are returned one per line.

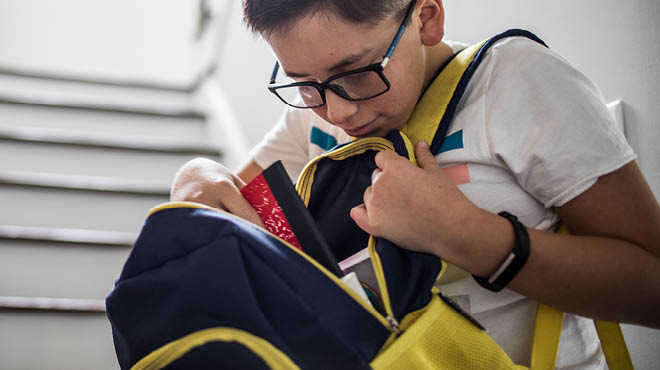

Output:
xmin=324 ymin=89 xmax=359 ymax=126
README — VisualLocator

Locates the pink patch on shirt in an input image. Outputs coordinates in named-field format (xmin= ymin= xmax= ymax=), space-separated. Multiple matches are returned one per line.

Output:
xmin=442 ymin=163 xmax=470 ymax=185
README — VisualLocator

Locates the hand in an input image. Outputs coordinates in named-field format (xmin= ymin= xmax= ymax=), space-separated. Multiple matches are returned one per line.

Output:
xmin=170 ymin=158 xmax=264 ymax=228
xmin=350 ymin=141 xmax=485 ymax=265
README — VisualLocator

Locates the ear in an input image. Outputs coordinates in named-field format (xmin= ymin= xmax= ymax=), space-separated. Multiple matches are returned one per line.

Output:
xmin=416 ymin=0 xmax=445 ymax=46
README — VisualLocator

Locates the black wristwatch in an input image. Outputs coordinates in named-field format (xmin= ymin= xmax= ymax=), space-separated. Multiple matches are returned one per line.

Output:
xmin=473 ymin=211 xmax=530 ymax=292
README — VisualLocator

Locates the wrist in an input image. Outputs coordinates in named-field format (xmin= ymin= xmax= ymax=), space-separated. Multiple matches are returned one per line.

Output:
xmin=448 ymin=208 xmax=516 ymax=277
xmin=473 ymin=211 xmax=531 ymax=292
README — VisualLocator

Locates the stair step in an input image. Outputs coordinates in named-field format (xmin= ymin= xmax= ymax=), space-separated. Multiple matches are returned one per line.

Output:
xmin=0 ymin=126 xmax=220 ymax=155
xmin=0 ymin=171 xmax=169 ymax=196
xmin=0 ymin=296 xmax=106 ymax=313
xmin=0 ymin=310 xmax=117 ymax=370
xmin=0 ymin=101 xmax=208 ymax=144
xmin=0 ymin=93 xmax=202 ymax=118
xmin=0 ymin=184 xmax=166 ymax=234
xmin=1 ymin=238 xmax=129 ymax=299
xmin=0 ymin=70 xmax=195 ymax=115
xmin=0 ymin=224 xmax=135 ymax=246
xmin=0 ymin=140 xmax=216 ymax=183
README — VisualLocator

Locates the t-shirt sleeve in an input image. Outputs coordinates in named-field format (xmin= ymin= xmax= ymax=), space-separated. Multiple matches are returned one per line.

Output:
xmin=249 ymin=106 xmax=313 ymax=182
xmin=483 ymin=37 xmax=635 ymax=208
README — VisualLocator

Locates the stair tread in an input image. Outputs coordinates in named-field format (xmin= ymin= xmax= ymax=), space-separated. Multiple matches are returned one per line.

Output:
xmin=0 ymin=296 xmax=106 ymax=313
xmin=0 ymin=170 xmax=170 ymax=195
xmin=0 ymin=93 xmax=204 ymax=118
xmin=0 ymin=224 xmax=136 ymax=246
xmin=0 ymin=66 xmax=193 ymax=92
xmin=0 ymin=126 xmax=219 ymax=155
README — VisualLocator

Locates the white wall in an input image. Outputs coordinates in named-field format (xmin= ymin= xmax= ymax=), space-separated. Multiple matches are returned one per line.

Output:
xmin=0 ymin=0 xmax=198 ymax=86
xmin=215 ymin=1 xmax=284 ymax=148
xmin=219 ymin=1 xmax=660 ymax=369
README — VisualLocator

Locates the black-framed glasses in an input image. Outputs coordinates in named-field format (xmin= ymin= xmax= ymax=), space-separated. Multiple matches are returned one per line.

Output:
xmin=267 ymin=0 xmax=417 ymax=109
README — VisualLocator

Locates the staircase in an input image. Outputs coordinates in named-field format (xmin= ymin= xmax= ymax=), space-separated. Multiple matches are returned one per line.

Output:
xmin=0 ymin=70 xmax=227 ymax=369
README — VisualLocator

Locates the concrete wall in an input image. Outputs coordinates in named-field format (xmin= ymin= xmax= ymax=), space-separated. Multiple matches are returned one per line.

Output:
xmin=0 ymin=0 xmax=198 ymax=86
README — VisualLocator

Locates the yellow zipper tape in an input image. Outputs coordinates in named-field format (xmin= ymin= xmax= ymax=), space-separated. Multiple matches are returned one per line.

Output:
xmin=368 ymin=236 xmax=394 ymax=319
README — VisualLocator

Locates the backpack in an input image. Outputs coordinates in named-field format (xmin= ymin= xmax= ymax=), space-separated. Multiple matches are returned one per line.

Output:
xmin=106 ymin=29 xmax=632 ymax=370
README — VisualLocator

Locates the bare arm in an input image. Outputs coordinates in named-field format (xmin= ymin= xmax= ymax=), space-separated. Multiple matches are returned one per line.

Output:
xmin=237 ymin=159 xmax=264 ymax=183
xmin=504 ymin=161 xmax=660 ymax=326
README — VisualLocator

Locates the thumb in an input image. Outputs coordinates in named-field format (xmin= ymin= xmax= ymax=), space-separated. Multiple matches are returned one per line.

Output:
xmin=415 ymin=140 xmax=438 ymax=170
xmin=350 ymin=204 xmax=374 ymax=235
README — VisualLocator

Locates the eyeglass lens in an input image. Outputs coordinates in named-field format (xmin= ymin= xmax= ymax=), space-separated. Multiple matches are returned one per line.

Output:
xmin=276 ymin=69 xmax=388 ymax=108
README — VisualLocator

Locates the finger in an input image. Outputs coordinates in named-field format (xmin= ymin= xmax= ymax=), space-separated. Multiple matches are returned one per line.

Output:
xmin=231 ymin=173 xmax=247 ymax=188
xmin=350 ymin=203 xmax=373 ymax=234
xmin=374 ymin=150 xmax=399 ymax=171
xmin=371 ymin=168 xmax=383 ymax=184
xmin=221 ymin=189 xmax=266 ymax=228
xmin=363 ymin=185 xmax=373 ymax=204
xmin=415 ymin=140 xmax=439 ymax=170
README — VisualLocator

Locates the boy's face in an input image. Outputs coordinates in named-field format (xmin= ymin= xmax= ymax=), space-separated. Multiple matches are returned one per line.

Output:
xmin=269 ymin=9 xmax=429 ymax=138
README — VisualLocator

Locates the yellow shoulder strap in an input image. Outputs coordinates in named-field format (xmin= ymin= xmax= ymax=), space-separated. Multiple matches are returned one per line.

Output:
xmin=532 ymin=306 xmax=633 ymax=370
xmin=531 ymin=303 xmax=563 ymax=370
xmin=594 ymin=320 xmax=634 ymax=370
xmin=402 ymin=41 xmax=485 ymax=148
xmin=532 ymin=224 xmax=633 ymax=370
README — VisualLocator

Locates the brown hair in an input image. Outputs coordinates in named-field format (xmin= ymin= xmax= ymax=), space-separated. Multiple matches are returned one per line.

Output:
xmin=243 ymin=0 xmax=410 ymax=39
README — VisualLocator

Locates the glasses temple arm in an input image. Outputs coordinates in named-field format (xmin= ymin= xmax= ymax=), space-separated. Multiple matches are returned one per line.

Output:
xmin=382 ymin=0 xmax=417 ymax=67
xmin=269 ymin=61 xmax=280 ymax=84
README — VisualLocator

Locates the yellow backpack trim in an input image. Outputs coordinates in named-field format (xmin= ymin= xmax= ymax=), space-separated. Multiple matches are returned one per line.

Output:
xmin=130 ymin=327 xmax=300 ymax=370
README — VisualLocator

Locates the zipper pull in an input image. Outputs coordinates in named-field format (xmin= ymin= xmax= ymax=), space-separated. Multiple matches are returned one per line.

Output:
xmin=386 ymin=315 xmax=401 ymax=335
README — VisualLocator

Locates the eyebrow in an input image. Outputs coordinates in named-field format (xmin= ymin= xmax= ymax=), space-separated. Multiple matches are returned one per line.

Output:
xmin=283 ymin=48 xmax=373 ymax=78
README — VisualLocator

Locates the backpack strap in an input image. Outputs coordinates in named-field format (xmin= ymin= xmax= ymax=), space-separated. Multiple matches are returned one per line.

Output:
xmin=594 ymin=321 xmax=634 ymax=370
xmin=532 ymin=306 xmax=634 ymax=370
xmin=531 ymin=303 xmax=563 ymax=370
xmin=531 ymin=223 xmax=633 ymax=370
xmin=403 ymin=29 xmax=546 ymax=154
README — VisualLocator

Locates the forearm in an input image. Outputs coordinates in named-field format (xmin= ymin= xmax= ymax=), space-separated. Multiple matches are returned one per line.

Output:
xmin=451 ymin=210 xmax=660 ymax=328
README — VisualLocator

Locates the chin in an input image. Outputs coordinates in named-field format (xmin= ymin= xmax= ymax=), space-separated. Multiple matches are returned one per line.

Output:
xmin=349 ymin=129 xmax=387 ymax=139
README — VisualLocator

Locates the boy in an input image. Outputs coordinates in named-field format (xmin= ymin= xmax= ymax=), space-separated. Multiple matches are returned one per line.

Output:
xmin=171 ymin=0 xmax=660 ymax=367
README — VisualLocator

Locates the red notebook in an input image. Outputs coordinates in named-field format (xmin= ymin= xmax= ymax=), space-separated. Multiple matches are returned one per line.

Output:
xmin=240 ymin=161 xmax=343 ymax=277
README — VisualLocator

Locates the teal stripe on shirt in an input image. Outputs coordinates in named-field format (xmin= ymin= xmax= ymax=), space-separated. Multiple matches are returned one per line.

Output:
xmin=436 ymin=130 xmax=463 ymax=154
xmin=310 ymin=127 xmax=338 ymax=151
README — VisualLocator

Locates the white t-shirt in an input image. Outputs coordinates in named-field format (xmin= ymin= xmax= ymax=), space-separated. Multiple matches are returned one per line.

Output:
xmin=250 ymin=36 xmax=635 ymax=368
